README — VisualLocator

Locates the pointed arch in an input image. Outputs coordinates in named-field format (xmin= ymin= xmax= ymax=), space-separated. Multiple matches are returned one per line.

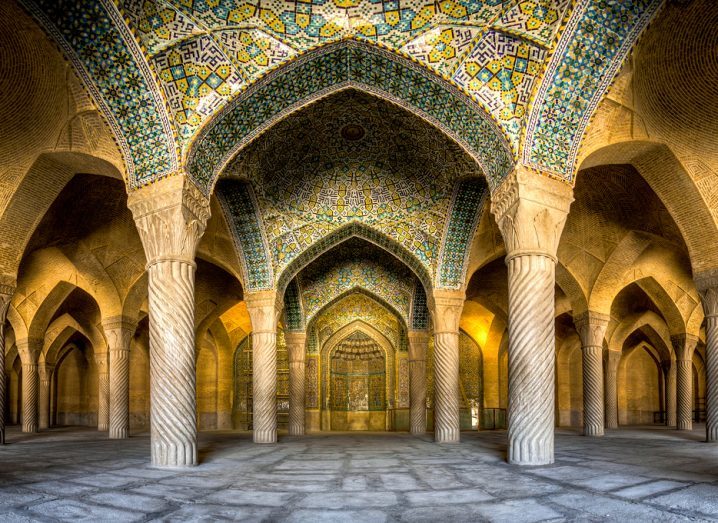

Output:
xmin=19 ymin=0 xmax=177 ymax=185
xmin=187 ymin=40 xmax=513 ymax=193
xmin=277 ymin=222 xmax=433 ymax=299
xmin=306 ymin=288 xmax=407 ymax=333
xmin=580 ymin=141 xmax=718 ymax=272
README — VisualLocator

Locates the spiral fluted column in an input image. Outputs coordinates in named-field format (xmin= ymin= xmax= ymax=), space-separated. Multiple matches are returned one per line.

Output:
xmin=574 ymin=312 xmax=608 ymax=437
xmin=672 ymin=334 xmax=698 ymax=431
xmin=605 ymin=350 xmax=620 ymax=428
xmin=128 ymin=175 xmax=210 ymax=467
xmin=408 ymin=331 xmax=429 ymax=435
xmin=662 ymin=360 xmax=677 ymax=428
xmin=103 ymin=319 xmax=135 ymax=439
xmin=696 ymin=273 xmax=718 ymax=442
xmin=246 ymin=291 xmax=282 ymax=444
xmin=22 ymin=363 xmax=38 ymax=433
xmin=286 ymin=331 xmax=306 ymax=436
xmin=95 ymin=353 xmax=109 ymax=431
xmin=431 ymin=291 xmax=464 ymax=443
xmin=38 ymin=364 xmax=53 ymax=430
xmin=506 ymin=254 xmax=556 ymax=463
xmin=17 ymin=338 xmax=42 ymax=434
xmin=491 ymin=166 xmax=573 ymax=465
xmin=0 ymin=289 xmax=12 ymax=444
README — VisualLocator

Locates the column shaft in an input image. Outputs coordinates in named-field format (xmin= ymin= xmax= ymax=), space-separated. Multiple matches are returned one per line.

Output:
xmin=506 ymin=254 xmax=555 ymax=464
xmin=605 ymin=351 xmax=620 ymax=429
xmin=581 ymin=346 xmax=604 ymax=436
xmin=96 ymin=354 xmax=109 ymax=432
xmin=707 ymin=316 xmax=718 ymax=440
xmin=109 ymin=347 xmax=130 ymax=438
xmin=0 ymin=291 xmax=10 ymax=444
xmin=434 ymin=332 xmax=460 ymax=442
xmin=148 ymin=260 xmax=198 ymax=465
xmin=253 ymin=331 xmax=277 ymax=443
xmin=664 ymin=361 xmax=677 ymax=428
xmin=677 ymin=359 xmax=694 ymax=430
xmin=22 ymin=363 xmax=38 ymax=433
xmin=409 ymin=331 xmax=428 ymax=435
xmin=286 ymin=332 xmax=306 ymax=437
xmin=38 ymin=365 xmax=52 ymax=430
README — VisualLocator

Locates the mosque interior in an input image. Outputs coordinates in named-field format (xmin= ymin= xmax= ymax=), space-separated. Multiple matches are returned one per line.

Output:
xmin=1 ymin=0 xmax=718 ymax=520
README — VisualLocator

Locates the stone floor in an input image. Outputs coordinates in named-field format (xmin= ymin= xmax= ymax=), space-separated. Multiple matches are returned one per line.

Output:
xmin=1 ymin=425 xmax=718 ymax=522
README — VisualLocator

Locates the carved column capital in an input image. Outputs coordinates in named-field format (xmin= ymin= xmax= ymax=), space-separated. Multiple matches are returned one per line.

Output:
xmin=127 ymin=175 xmax=211 ymax=266
xmin=408 ymin=330 xmax=429 ymax=361
xmin=574 ymin=311 xmax=610 ymax=349
xmin=490 ymin=165 xmax=573 ymax=260
xmin=245 ymin=290 xmax=282 ymax=333
xmin=0 ymin=287 xmax=12 ymax=322
xmin=695 ymin=269 xmax=718 ymax=318
xmin=430 ymin=290 xmax=465 ymax=334
xmin=38 ymin=362 xmax=54 ymax=382
xmin=671 ymin=333 xmax=700 ymax=361
xmin=16 ymin=338 xmax=43 ymax=365
xmin=285 ymin=331 xmax=307 ymax=363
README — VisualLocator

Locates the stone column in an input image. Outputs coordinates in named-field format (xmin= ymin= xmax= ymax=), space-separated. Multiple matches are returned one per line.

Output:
xmin=245 ymin=290 xmax=282 ymax=444
xmin=696 ymin=272 xmax=718 ymax=441
xmin=128 ymin=176 xmax=210 ymax=467
xmin=604 ymin=350 xmax=621 ymax=428
xmin=102 ymin=318 xmax=135 ymax=439
xmin=430 ymin=290 xmax=464 ymax=443
xmin=662 ymin=360 xmax=677 ymax=427
xmin=491 ymin=166 xmax=573 ymax=465
xmin=408 ymin=330 xmax=429 ymax=435
xmin=672 ymin=334 xmax=699 ymax=431
xmin=0 ymin=287 xmax=12 ymax=444
xmin=17 ymin=338 xmax=42 ymax=433
xmin=574 ymin=312 xmax=609 ymax=437
xmin=285 ymin=331 xmax=306 ymax=436
xmin=95 ymin=352 xmax=109 ymax=431
xmin=38 ymin=363 xmax=53 ymax=430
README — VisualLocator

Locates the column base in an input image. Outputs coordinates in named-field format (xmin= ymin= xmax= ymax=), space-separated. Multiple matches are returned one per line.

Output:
xmin=254 ymin=429 xmax=277 ymax=443
xmin=410 ymin=427 xmax=426 ymax=435
xmin=288 ymin=426 xmax=304 ymax=436
xmin=109 ymin=428 xmax=129 ymax=439
xmin=22 ymin=423 xmax=37 ymax=433
xmin=508 ymin=442 xmax=554 ymax=466
xmin=583 ymin=425 xmax=604 ymax=437
xmin=707 ymin=425 xmax=718 ymax=442
xmin=677 ymin=421 xmax=693 ymax=431
xmin=434 ymin=428 xmax=460 ymax=443
xmin=151 ymin=442 xmax=197 ymax=468
xmin=98 ymin=423 xmax=109 ymax=432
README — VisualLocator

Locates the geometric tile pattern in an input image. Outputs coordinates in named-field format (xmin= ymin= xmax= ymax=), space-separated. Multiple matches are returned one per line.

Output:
xmin=283 ymin=279 xmax=304 ymax=331
xmin=493 ymin=0 xmax=572 ymax=47
xmin=454 ymin=30 xmax=546 ymax=145
xmin=524 ymin=0 xmax=664 ymax=178
xmin=24 ymin=0 xmax=662 ymax=188
xmin=275 ymin=221 xmax=434 ymax=296
xmin=298 ymin=244 xmax=415 ymax=325
xmin=223 ymin=89 xmax=483 ymax=290
xmin=410 ymin=282 xmax=429 ymax=331
xmin=401 ymin=25 xmax=482 ymax=78
xmin=438 ymin=178 xmax=488 ymax=289
xmin=217 ymin=180 xmax=274 ymax=290
xmin=153 ymin=36 xmax=242 ymax=142
xmin=21 ymin=0 xmax=178 ymax=185
xmin=188 ymin=41 xmax=513 ymax=192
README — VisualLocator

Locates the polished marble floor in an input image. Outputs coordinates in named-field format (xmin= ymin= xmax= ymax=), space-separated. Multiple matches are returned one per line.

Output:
xmin=0 ymin=425 xmax=717 ymax=522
